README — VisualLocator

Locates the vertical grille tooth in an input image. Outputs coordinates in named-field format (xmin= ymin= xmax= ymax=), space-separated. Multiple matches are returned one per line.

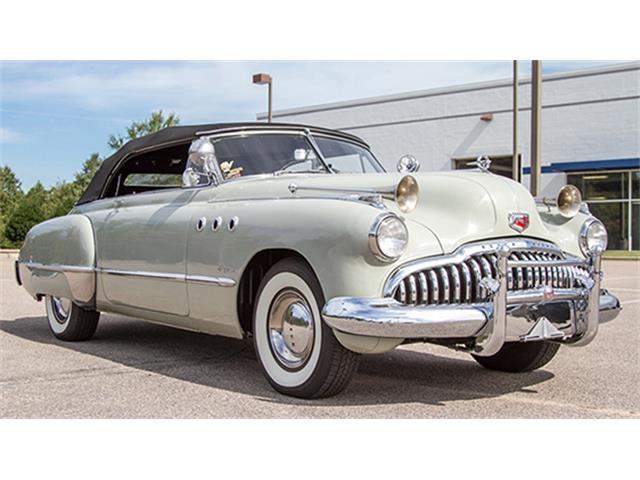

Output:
xmin=550 ymin=261 xmax=557 ymax=287
xmin=417 ymin=272 xmax=428 ymax=304
xmin=536 ymin=253 xmax=548 ymax=285
xmin=568 ymin=267 xmax=577 ymax=288
xmin=459 ymin=262 xmax=472 ymax=303
xmin=488 ymin=254 xmax=498 ymax=277
xmin=467 ymin=258 xmax=483 ymax=301
xmin=479 ymin=256 xmax=493 ymax=280
xmin=559 ymin=266 xmax=568 ymax=288
xmin=438 ymin=267 xmax=450 ymax=303
xmin=427 ymin=270 xmax=439 ymax=304
xmin=407 ymin=275 xmax=418 ymax=305
xmin=523 ymin=253 xmax=534 ymax=288
xmin=514 ymin=252 xmax=527 ymax=288
xmin=508 ymin=253 xmax=519 ymax=290
xmin=525 ymin=253 xmax=540 ymax=287
xmin=398 ymin=281 xmax=407 ymax=303
xmin=450 ymin=266 xmax=461 ymax=303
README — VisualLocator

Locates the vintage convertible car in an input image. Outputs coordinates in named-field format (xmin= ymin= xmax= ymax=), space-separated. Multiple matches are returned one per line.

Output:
xmin=15 ymin=122 xmax=621 ymax=398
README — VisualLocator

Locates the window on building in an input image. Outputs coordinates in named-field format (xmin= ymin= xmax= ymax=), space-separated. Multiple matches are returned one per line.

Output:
xmin=567 ymin=169 xmax=640 ymax=251
xmin=453 ymin=154 xmax=521 ymax=181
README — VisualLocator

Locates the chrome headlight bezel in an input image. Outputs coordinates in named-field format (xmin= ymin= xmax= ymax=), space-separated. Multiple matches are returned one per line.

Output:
xmin=368 ymin=213 xmax=409 ymax=262
xmin=579 ymin=217 xmax=608 ymax=255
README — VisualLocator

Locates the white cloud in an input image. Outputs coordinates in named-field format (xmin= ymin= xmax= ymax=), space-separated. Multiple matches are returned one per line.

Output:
xmin=0 ymin=127 xmax=22 ymax=143
xmin=1 ymin=61 xmax=624 ymax=125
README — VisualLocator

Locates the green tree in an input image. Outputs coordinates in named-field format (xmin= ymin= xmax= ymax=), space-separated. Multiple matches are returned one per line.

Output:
xmin=73 ymin=153 xmax=102 ymax=191
xmin=44 ymin=154 xmax=102 ymax=219
xmin=0 ymin=165 xmax=23 ymax=218
xmin=2 ymin=110 xmax=181 ymax=246
xmin=0 ymin=166 xmax=24 ymax=248
xmin=4 ymin=182 xmax=49 ymax=244
xmin=48 ymin=181 xmax=81 ymax=218
xmin=107 ymin=110 xmax=180 ymax=150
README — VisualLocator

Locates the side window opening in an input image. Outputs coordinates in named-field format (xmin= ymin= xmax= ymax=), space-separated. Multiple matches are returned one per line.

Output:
xmin=103 ymin=143 xmax=190 ymax=198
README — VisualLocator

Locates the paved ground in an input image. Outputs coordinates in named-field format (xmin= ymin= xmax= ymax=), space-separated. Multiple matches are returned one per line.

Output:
xmin=1 ymin=254 xmax=638 ymax=418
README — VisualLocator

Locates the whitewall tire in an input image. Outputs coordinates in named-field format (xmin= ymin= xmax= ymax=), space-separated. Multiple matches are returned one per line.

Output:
xmin=253 ymin=258 xmax=360 ymax=398
xmin=45 ymin=295 xmax=100 ymax=341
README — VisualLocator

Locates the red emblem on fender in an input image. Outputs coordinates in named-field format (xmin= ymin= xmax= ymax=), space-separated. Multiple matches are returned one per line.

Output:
xmin=508 ymin=212 xmax=530 ymax=233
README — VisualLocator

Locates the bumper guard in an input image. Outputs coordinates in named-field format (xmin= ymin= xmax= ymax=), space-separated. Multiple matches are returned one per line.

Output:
xmin=322 ymin=246 xmax=621 ymax=356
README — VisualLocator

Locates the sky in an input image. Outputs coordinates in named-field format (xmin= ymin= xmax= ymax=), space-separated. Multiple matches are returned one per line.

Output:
xmin=0 ymin=60 xmax=624 ymax=190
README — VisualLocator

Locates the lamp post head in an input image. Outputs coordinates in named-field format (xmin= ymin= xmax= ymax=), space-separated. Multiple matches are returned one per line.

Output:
xmin=252 ymin=73 xmax=272 ymax=85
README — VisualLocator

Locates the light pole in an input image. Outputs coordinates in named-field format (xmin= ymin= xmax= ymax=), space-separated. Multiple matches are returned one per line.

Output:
xmin=530 ymin=60 xmax=542 ymax=196
xmin=253 ymin=73 xmax=272 ymax=123
xmin=512 ymin=60 xmax=519 ymax=182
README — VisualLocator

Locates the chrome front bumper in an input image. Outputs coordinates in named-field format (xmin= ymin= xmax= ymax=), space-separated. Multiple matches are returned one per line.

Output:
xmin=322 ymin=247 xmax=621 ymax=356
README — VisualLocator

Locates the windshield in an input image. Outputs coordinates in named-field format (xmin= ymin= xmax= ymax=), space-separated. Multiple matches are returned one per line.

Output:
xmin=205 ymin=133 xmax=383 ymax=181
xmin=313 ymin=136 xmax=384 ymax=173
xmin=209 ymin=134 xmax=326 ymax=180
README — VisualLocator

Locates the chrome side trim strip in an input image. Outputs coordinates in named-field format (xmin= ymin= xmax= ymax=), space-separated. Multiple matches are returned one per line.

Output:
xmin=99 ymin=268 xmax=184 ymax=282
xmin=98 ymin=268 xmax=236 ymax=287
xmin=185 ymin=274 xmax=236 ymax=287
xmin=19 ymin=261 xmax=95 ymax=273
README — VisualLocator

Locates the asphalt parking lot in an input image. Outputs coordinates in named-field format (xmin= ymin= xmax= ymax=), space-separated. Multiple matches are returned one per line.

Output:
xmin=1 ymin=254 xmax=638 ymax=418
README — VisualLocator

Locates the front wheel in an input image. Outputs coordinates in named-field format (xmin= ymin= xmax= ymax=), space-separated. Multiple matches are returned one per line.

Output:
xmin=45 ymin=295 xmax=100 ymax=341
xmin=253 ymin=258 xmax=360 ymax=399
xmin=472 ymin=341 xmax=560 ymax=372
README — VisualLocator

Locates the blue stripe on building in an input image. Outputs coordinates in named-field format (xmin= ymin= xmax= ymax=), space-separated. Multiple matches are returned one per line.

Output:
xmin=523 ymin=157 xmax=640 ymax=175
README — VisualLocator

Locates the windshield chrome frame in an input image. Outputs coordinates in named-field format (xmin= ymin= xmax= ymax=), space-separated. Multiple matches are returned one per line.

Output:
xmin=199 ymin=128 xmax=384 ymax=184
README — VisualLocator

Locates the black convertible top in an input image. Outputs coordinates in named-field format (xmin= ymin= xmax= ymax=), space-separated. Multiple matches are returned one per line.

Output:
xmin=76 ymin=122 xmax=368 ymax=205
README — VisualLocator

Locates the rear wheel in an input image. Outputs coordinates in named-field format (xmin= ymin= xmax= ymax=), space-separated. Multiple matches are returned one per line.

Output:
xmin=253 ymin=258 xmax=360 ymax=398
xmin=45 ymin=295 xmax=100 ymax=341
xmin=472 ymin=341 xmax=560 ymax=372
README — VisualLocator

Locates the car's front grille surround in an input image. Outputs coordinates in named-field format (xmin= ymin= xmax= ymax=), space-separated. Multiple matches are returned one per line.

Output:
xmin=385 ymin=239 xmax=589 ymax=306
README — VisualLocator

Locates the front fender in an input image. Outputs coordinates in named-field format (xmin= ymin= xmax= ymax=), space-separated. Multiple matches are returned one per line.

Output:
xmin=219 ymin=198 xmax=443 ymax=299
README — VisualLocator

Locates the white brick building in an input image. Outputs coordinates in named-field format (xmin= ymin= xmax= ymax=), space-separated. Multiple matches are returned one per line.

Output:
xmin=259 ymin=62 xmax=640 ymax=251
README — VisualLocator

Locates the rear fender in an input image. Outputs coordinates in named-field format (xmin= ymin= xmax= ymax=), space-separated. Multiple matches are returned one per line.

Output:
xmin=18 ymin=214 xmax=96 ymax=306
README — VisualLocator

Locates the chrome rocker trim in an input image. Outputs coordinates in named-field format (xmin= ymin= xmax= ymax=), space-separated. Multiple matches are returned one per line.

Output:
xmin=322 ymin=245 xmax=621 ymax=357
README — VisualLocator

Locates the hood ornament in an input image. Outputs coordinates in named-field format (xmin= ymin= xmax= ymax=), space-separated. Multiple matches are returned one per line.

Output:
xmin=469 ymin=155 xmax=492 ymax=173
xmin=508 ymin=212 xmax=530 ymax=233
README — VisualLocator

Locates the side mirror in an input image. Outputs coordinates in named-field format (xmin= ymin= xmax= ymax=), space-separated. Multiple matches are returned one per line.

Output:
xmin=397 ymin=154 xmax=420 ymax=173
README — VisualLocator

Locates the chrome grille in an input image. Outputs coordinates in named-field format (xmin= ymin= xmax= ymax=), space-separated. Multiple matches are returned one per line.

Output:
xmin=391 ymin=248 xmax=589 ymax=305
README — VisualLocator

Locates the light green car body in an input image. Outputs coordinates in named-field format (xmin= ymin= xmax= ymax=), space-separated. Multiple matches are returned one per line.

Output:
xmin=18 ymin=168 xmax=590 ymax=353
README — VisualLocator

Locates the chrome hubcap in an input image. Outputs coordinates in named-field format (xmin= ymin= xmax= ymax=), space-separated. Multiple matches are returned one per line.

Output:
xmin=268 ymin=289 xmax=314 ymax=369
xmin=51 ymin=296 xmax=71 ymax=324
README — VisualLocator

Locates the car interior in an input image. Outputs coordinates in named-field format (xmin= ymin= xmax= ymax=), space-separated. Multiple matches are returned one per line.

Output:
xmin=103 ymin=143 xmax=190 ymax=197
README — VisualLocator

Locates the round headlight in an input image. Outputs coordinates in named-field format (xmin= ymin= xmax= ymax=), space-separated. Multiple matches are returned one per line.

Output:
xmin=580 ymin=218 xmax=608 ymax=255
xmin=557 ymin=184 xmax=582 ymax=218
xmin=369 ymin=214 xmax=408 ymax=261
xmin=395 ymin=175 xmax=419 ymax=213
